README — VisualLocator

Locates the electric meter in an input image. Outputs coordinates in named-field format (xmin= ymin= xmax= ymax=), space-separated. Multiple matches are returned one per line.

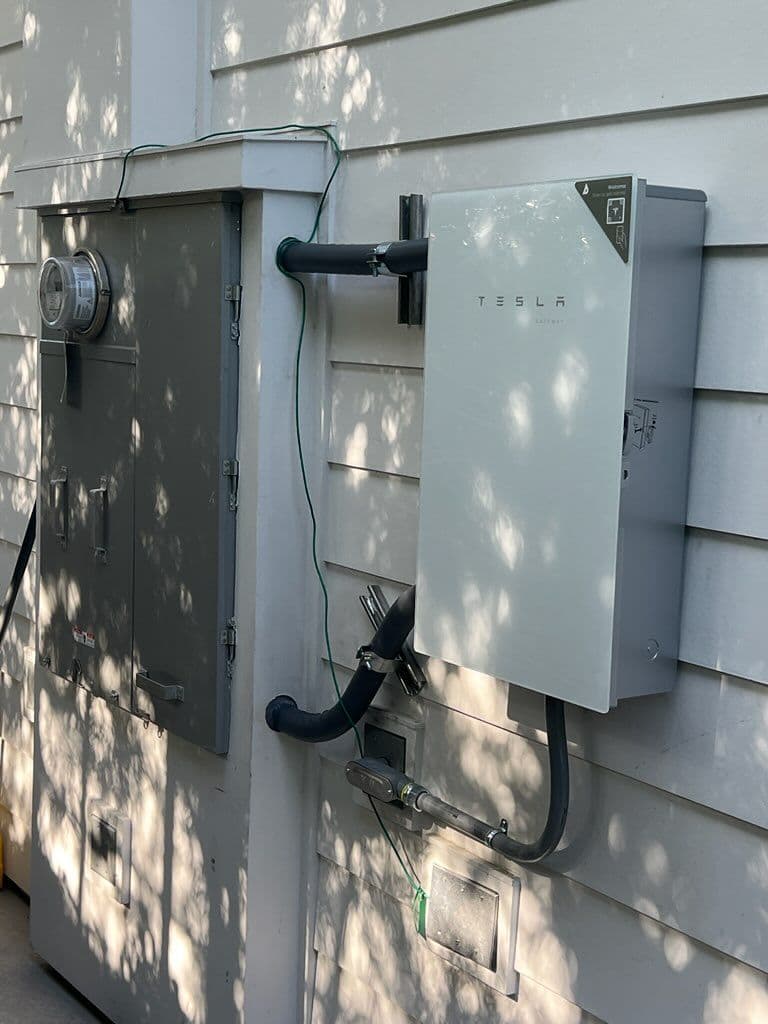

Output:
xmin=38 ymin=248 xmax=110 ymax=338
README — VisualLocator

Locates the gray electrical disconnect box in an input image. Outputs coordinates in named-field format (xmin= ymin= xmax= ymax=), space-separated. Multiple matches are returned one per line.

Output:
xmin=38 ymin=195 xmax=241 ymax=753
xmin=415 ymin=176 xmax=705 ymax=712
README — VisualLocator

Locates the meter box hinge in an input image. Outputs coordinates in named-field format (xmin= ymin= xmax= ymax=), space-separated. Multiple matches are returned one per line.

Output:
xmin=223 ymin=457 xmax=239 ymax=511
xmin=219 ymin=617 xmax=237 ymax=675
xmin=225 ymin=283 xmax=242 ymax=343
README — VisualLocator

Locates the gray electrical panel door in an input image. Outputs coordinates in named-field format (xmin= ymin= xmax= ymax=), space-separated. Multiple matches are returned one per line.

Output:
xmin=131 ymin=202 xmax=240 ymax=753
xmin=39 ymin=196 xmax=240 ymax=753
xmin=39 ymin=347 xmax=135 ymax=706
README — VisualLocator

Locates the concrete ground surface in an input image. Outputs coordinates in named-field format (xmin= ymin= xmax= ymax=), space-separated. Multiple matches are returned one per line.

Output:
xmin=0 ymin=884 xmax=107 ymax=1023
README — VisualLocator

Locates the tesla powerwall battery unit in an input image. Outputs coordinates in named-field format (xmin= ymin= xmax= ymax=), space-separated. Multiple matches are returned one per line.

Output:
xmin=415 ymin=176 xmax=706 ymax=711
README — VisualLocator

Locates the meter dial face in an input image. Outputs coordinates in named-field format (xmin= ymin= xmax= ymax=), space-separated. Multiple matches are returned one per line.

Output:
xmin=37 ymin=250 xmax=110 ymax=338
xmin=39 ymin=260 xmax=66 ymax=326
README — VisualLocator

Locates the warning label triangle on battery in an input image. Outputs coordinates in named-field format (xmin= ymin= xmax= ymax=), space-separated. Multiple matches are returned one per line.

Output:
xmin=575 ymin=176 xmax=633 ymax=263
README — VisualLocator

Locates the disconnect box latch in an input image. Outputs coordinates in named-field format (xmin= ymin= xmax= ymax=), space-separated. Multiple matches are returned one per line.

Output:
xmin=219 ymin=617 xmax=237 ymax=675
xmin=223 ymin=458 xmax=239 ymax=511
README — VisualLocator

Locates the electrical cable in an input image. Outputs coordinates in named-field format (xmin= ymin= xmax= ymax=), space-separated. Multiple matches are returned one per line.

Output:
xmin=112 ymin=124 xmax=426 ymax=919
xmin=0 ymin=501 xmax=36 ymax=649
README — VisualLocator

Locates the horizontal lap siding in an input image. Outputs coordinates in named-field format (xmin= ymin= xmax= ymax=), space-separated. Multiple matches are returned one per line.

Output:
xmin=0 ymin=335 xmax=36 ymax=407
xmin=0 ymin=8 xmax=36 ymax=894
xmin=316 ymin=763 xmax=768 ymax=1024
xmin=332 ymin=102 xmax=768 ymax=246
xmin=212 ymin=1 xmax=768 ymax=1019
xmin=0 ymin=737 xmax=33 ymax=891
xmin=211 ymin=1 xmax=768 ymax=152
xmin=211 ymin=0 xmax=532 ymax=69
xmin=0 ymin=1 xmax=23 ymax=50
xmin=0 ymin=39 xmax=22 ymax=120
xmin=0 ymin=196 xmax=36 ymax=263
xmin=332 ymin=248 xmax=768 ymax=382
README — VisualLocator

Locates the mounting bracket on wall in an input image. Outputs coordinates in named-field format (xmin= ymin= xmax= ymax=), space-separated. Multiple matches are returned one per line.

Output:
xmin=397 ymin=194 xmax=426 ymax=327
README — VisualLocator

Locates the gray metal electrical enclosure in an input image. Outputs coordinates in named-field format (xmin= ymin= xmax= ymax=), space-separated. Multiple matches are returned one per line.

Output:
xmin=415 ymin=176 xmax=705 ymax=712
xmin=39 ymin=195 xmax=241 ymax=752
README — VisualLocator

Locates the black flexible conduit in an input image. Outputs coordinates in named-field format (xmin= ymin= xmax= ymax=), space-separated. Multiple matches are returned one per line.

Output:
xmin=0 ymin=501 xmax=36 ymax=649
xmin=412 ymin=696 xmax=568 ymax=863
xmin=265 ymin=585 xmax=416 ymax=743
xmin=277 ymin=238 xmax=428 ymax=277
xmin=345 ymin=695 xmax=569 ymax=863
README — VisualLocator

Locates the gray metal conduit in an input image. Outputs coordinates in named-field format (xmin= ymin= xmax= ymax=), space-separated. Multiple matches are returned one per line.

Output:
xmin=277 ymin=237 xmax=428 ymax=277
xmin=345 ymin=696 xmax=569 ymax=863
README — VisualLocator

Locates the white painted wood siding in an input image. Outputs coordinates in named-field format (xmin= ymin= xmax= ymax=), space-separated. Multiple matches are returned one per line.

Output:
xmin=208 ymin=1 xmax=768 ymax=1021
xmin=0 ymin=0 xmax=34 ymax=892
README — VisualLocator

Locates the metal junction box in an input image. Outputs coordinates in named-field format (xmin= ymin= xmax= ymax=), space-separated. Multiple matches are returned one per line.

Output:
xmin=39 ymin=195 xmax=241 ymax=752
xmin=415 ymin=176 xmax=705 ymax=711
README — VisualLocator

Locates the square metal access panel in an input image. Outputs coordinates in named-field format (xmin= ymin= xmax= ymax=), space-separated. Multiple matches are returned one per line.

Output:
xmin=39 ymin=196 xmax=241 ymax=751
xmin=415 ymin=176 xmax=705 ymax=711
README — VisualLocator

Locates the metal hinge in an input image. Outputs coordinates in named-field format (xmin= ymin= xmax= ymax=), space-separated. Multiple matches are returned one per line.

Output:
xmin=226 ymin=282 xmax=242 ymax=343
xmin=219 ymin=617 xmax=237 ymax=675
xmin=223 ymin=457 xmax=239 ymax=511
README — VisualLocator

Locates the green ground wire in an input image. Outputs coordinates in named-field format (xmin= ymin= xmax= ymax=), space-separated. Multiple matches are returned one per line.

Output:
xmin=115 ymin=125 xmax=426 ymax=920
xmin=282 ymin=264 xmax=425 ymax=908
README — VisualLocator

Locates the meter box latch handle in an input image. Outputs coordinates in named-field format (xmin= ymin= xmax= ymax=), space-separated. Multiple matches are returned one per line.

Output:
xmin=49 ymin=467 xmax=68 ymax=547
xmin=89 ymin=477 xmax=108 ymax=560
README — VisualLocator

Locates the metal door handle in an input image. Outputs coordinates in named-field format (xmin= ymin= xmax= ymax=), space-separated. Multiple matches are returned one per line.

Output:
xmin=50 ymin=467 xmax=68 ymax=546
xmin=136 ymin=669 xmax=185 ymax=703
xmin=89 ymin=477 xmax=108 ymax=558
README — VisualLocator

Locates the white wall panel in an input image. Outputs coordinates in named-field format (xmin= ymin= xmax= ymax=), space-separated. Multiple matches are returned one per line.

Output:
xmin=688 ymin=392 xmax=768 ymax=540
xmin=0 ymin=540 xmax=34 ymax=619
xmin=22 ymin=0 xmax=130 ymax=163
xmin=315 ymin=858 xmax=604 ymax=1024
xmin=697 ymin=247 xmax=768 ymax=392
xmin=212 ymin=1 xmax=768 ymax=154
xmin=329 ymin=279 xmax=424 ymax=369
xmin=0 ymin=737 xmax=33 ymax=890
xmin=0 ymin=40 xmax=23 ymax=121
xmin=328 ymin=363 xmax=422 ymax=477
xmin=332 ymin=101 xmax=768 ymax=247
xmin=0 ymin=472 xmax=35 ymax=546
xmin=0 ymin=336 xmax=36 ymax=408
xmin=0 ymin=264 xmax=37 ymax=335
xmin=0 ymin=116 xmax=23 ymax=193
xmin=325 ymin=464 xmax=417 ymax=583
xmin=0 ymin=1 xmax=23 ymax=50
xmin=0 ymin=195 xmax=36 ymax=263
xmin=315 ymin=769 xmax=768 ymax=1024
xmin=0 ymin=627 xmax=34 ymax=753
xmin=211 ymin=0 xmax=534 ymax=69
xmin=680 ymin=530 xmax=768 ymax=686
xmin=0 ymin=610 xmax=32 ymax=688
xmin=0 ymin=403 xmax=37 ymax=478
xmin=311 ymin=955 xmax=416 ymax=1024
